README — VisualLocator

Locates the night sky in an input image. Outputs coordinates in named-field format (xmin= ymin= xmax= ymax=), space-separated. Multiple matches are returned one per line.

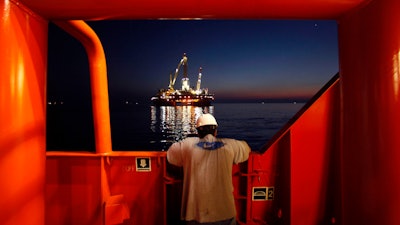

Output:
xmin=47 ymin=20 xmax=339 ymax=105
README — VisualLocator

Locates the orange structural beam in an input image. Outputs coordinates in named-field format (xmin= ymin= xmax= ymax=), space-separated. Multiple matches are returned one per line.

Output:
xmin=20 ymin=0 xmax=365 ymax=20
xmin=54 ymin=20 xmax=112 ymax=154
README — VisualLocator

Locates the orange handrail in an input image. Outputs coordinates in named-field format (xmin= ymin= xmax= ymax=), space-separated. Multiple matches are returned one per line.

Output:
xmin=54 ymin=20 xmax=112 ymax=154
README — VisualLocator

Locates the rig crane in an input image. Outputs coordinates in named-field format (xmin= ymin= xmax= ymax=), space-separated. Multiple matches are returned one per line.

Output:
xmin=168 ymin=53 xmax=188 ymax=91
xmin=152 ymin=53 xmax=214 ymax=106
xmin=196 ymin=67 xmax=202 ymax=92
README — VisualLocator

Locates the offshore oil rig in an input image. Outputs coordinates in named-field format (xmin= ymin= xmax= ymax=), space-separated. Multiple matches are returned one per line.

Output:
xmin=151 ymin=54 xmax=214 ymax=106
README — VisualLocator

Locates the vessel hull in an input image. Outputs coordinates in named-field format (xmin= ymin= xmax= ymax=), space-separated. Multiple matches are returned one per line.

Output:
xmin=151 ymin=94 xmax=214 ymax=106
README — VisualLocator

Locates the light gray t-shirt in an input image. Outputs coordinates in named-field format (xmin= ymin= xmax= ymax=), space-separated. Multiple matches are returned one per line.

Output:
xmin=167 ymin=134 xmax=251 ymax=223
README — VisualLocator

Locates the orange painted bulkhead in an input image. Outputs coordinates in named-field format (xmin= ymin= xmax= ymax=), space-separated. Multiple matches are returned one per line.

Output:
xmin=250 ymin=75 xmax=341 ymax=225
xmin=46 ymin=152 xmax=166 ymax=225
xmin=338 ymin=1 xmax=400 ymax=224
xmin=0 ymin=1 xmax=47 ymax=224
xmin=1 ymin=0 xmax=400 ymax=225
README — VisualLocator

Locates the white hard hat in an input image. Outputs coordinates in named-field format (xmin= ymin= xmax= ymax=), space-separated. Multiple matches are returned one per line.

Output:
xmin=196 ymin=114 xmax=218 ymax=128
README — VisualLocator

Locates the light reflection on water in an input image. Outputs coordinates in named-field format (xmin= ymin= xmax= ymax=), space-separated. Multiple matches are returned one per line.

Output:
xmin=149 ymin=103 xmax=304 ymax=151
xmin=47 ymin=103 xmax=304 ymax=151
xmin=150 ymin=105 xmax=214 ymax=149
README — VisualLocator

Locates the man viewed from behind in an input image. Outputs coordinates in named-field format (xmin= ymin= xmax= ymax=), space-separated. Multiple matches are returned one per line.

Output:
xmin=167 ymin=114 xmax=251 ymax=225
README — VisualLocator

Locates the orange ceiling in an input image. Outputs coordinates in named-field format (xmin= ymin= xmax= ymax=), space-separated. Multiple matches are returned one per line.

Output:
xmin=19 ymin=0 xmax=366 ymax=20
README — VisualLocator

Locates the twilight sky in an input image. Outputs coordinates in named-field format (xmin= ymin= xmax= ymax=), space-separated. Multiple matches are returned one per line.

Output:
xmin=47 ymin=20 xmax=339 ymax=105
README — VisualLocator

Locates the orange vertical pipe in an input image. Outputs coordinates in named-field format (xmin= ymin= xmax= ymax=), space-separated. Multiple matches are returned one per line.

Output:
xmin=0 ymin=1 xmax=47 ymax=224
xmin=54 ymin=20 xmax=112 ymax=154
xmin=339 ymin=0 xmax=400 ymax=224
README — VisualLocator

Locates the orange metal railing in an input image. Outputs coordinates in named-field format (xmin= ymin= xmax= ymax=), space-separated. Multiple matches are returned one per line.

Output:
xmin=53 ymin=20 xmax=112 ymax=154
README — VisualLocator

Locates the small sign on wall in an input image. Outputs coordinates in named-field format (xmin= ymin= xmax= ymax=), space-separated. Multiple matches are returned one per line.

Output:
xmin=252 ymin=186 xmax=274 ymax=201
xmin=136 ymin=157 xmax=151 ymax=172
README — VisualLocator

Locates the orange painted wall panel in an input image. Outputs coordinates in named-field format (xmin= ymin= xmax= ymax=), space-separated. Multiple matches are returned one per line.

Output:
xmin=0 ymin=1 xmax=47 ymax=224
xmin=290 ymin=81 xmax=341 ymax=225
xmin=246 ymin=76 xmax=341 ymax=225
xmin=45 ymin=153 xmax=167 ymax=225
xmin=46 ymin=157 xmax=102 ymax=225
xmin=338 ymin=0 xmax=400 ymax=224
xmin=105 ymin=156 xmax=166 ymax=225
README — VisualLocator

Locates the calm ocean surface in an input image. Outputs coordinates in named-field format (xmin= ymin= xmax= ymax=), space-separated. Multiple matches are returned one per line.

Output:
xmin=47 ymin=103 xmax=304 ymax=151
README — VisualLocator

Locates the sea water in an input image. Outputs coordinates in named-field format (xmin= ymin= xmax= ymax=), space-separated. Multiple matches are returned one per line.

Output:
xmin=47 ymin=102 xmax=304 ymax=151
